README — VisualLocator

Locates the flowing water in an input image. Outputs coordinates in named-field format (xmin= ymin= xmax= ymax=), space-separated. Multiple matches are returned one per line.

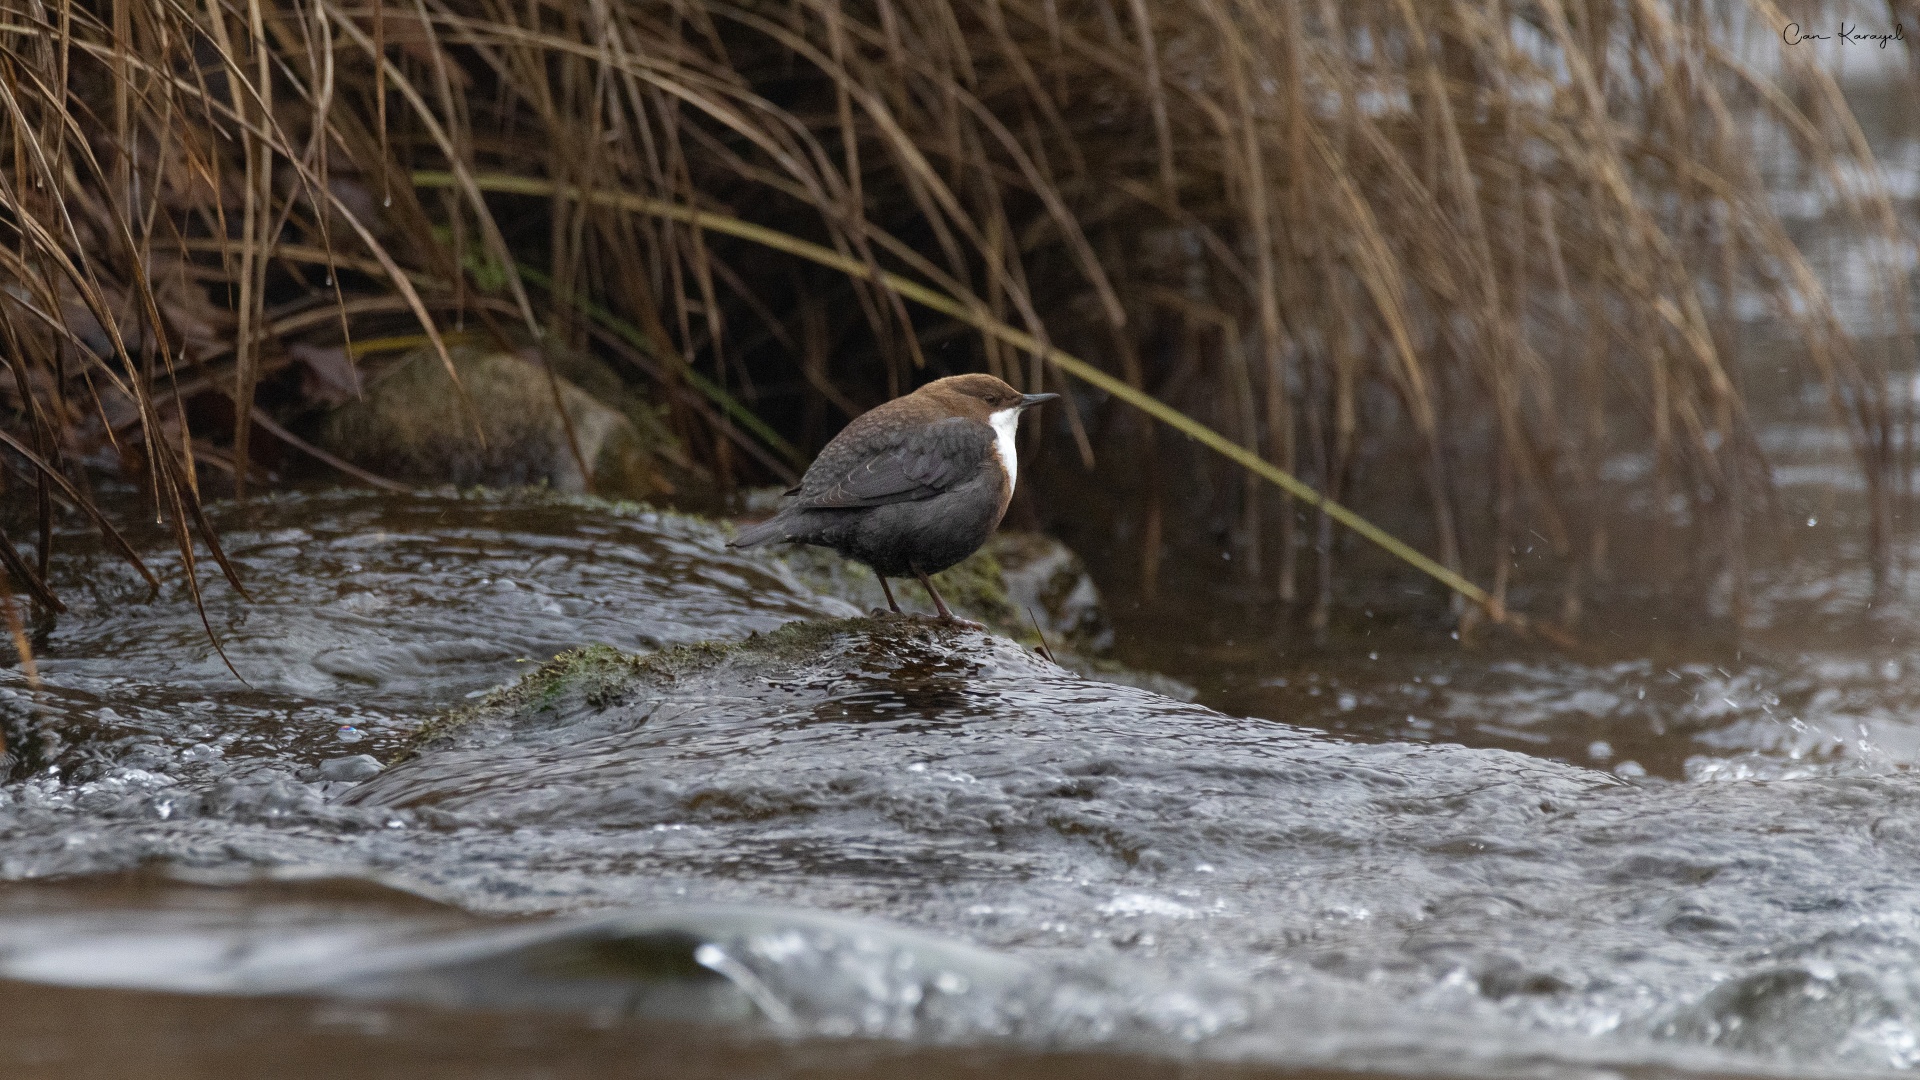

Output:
xmin=5 ymin=479 xmax=1920 ymax=1079
xmin=5 ymin=46 xmax=1920 ymax=1080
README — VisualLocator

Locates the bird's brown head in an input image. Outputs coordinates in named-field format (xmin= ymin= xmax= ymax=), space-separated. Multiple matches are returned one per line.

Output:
xmin=912 ymin=373 xmax=1058 ymax=421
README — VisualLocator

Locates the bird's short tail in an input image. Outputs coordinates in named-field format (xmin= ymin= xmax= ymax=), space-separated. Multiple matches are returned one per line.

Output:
xmin=728 ymin=515 xmax=791 ymax=549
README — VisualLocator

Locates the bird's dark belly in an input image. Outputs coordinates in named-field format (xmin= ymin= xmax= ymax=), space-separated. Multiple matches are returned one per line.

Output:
xmin=828 ymin=475 xmax=1005 ymax=576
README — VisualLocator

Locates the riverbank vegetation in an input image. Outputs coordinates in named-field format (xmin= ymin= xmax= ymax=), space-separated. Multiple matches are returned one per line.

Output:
xmin=0 ymin=0 xmax=1911 ymax=643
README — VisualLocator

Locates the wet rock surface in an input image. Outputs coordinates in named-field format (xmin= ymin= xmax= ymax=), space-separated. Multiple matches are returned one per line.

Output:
xmin=8 ymin=490 xmax=1920 ymax=1076
xmin=770 ymin=528 xmax=1190 ymax=698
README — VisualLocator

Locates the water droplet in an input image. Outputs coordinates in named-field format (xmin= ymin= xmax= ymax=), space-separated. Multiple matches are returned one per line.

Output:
xmin=383 ymin=194 xmax=392 ymax=208
xmin=1808 ymin=516 xmax=1818 ymax=526
xmin=336 ymin=725 xmax=365 ymax=743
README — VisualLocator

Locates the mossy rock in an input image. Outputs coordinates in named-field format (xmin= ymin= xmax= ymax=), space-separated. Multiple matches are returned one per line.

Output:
xmin=538 ymin=342 xmax=698 ymax=480
xmin=990 ymin=532 xmax=1114 ymax=654
xmin=345 ymin=615 xmax=1217 ymax=824
xmin=755 ymin=525 xmax=1189 ymax=698
xmin=319 ymin=345 xmax=688 ymax=500
xmin=383 ymin=617 xmax=978 ymax=765
xmin=767 ymin=530 xmax=1110 ymax=652
xmin=772 ymin=542 xmax=1014 ymax=628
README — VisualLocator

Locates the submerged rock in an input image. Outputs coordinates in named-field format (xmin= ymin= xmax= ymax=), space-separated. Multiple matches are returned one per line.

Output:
xmin=356 ymin=617 xmax=1153 ymax=818
xmin=1656 ymin=966 xmax=1903 ymax=1060
xmin=373 ymin=618 xmax=1018 ymax=777
xmin=318 ymin=345 xmax=689 ymax=500
xmin=320 ymin=615 xmax=1920 ymax=1076
xmin=22 ymin=489 xmax=1920 ymax=1075
xmin=346 ymin=616 xmax=1597 ymax=849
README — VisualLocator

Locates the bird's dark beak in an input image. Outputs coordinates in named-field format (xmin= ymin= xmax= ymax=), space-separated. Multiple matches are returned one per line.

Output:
xmin=1018 ymin=392 xmax=1059 ymax=410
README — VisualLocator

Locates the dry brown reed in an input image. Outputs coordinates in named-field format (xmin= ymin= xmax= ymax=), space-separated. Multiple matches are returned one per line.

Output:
xmin=0 ymin=0 xmax=1910 ymax=641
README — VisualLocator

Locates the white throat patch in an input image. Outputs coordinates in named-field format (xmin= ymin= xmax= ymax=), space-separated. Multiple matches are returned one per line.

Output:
xmin=988 ymin=407 xmax=1021 ymax=490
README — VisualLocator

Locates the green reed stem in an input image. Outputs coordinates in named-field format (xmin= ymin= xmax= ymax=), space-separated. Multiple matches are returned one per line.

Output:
xmin=509 ymin=262 xmax=803 ymax=466
xmin=412 ymin=170 xmax=1511 ymax=625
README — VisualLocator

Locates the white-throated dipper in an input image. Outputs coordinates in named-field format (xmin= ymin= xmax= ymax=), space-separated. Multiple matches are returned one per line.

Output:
xmin=729 ymin=374 xmax=1057 ymax=621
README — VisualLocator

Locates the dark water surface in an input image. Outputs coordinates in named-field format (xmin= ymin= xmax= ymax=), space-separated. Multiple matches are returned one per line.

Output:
xmin=4 ymin=488 xmax=1920 ymax=1078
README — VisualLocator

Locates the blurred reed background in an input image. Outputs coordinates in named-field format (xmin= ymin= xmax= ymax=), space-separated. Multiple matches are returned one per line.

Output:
xmin=0 ymin=0 xmax=1913 ymax=643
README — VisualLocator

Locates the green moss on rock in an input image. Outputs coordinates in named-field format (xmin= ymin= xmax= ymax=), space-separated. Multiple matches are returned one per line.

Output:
xmin=772 ymin=544 xmax=1012 ymax=626
xmin=318 ymin=345 xmax=689 ymax=501
xmin=402 ymin=619 xmax=875 ymax=756
xmin=383 ymin=501 xmax=1186 ymax=762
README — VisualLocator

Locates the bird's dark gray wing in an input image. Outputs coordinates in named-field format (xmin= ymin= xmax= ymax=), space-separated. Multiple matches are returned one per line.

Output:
xmin=793 ymin=415 xmax=991 ymax=509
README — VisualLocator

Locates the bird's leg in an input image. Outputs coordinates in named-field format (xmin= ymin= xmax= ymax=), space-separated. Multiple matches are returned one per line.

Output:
xmin=876 ymin=573 xmax=902 ymax=615
xmin=913 ymin=565 xmax=985 ymax=629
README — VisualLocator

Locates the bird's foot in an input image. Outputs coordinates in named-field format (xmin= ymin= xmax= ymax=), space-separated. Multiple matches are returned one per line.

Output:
xmin=868 ymin=607 xmax=906 ymax=619
xmin=928 ymin=613 xmax=987 ymax=631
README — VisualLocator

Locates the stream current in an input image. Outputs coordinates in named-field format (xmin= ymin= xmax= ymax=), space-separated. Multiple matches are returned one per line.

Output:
xmin=4 ymin=488 xmax=1920 ymax=1078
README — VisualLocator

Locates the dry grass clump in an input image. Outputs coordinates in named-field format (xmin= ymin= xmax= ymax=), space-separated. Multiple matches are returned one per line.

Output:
xmin=0 ymin=0 xmax=1910 ymax=642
